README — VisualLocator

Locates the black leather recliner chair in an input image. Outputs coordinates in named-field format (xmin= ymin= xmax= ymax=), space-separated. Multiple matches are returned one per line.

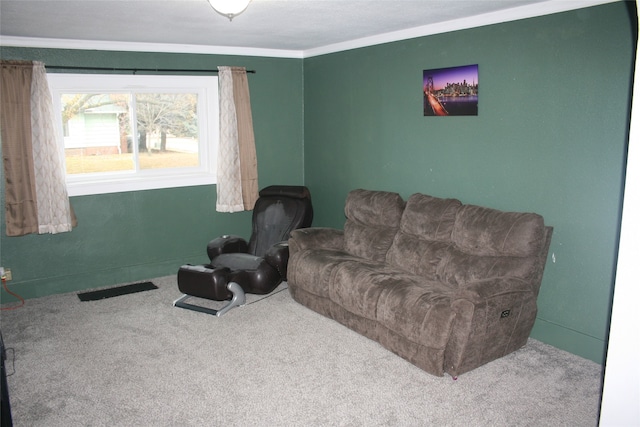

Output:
xmin=174 ymin=185 xmax=313 ymax=316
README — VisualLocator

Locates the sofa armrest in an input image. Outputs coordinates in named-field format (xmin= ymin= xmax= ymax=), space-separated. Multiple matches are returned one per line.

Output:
xmin=453 ymin=277 xmax=533 ymax=302
xmin=207 ymin=234 xmax=249 ymax=261
xmin=289 ymin=227 xmax=344 ymax=252
xmin=446 ymin=277 xmax=539 ymax=377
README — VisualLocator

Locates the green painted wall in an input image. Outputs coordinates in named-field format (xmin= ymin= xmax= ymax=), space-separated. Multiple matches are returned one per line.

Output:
xmin=0 ymin=48 xmax=304 ymax=298
xmin=302 ymin=2 xmax=634 ymax=364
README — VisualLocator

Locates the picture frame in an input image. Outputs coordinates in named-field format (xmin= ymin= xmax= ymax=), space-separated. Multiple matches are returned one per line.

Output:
xmin=423 ymin=64 xmax=478 ymax=116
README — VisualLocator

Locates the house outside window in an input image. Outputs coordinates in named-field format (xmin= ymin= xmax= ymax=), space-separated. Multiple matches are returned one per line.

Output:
xmin=47 ymin=74 xmax=218 ymax=196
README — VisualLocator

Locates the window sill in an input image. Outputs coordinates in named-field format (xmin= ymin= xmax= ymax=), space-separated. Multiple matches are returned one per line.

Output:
xmin=67 ymin=171 xmax=216 ymax=197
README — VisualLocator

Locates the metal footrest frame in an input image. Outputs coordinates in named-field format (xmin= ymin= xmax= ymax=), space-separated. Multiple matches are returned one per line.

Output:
xmin=173 ymin=282 xmax=246 ymax=317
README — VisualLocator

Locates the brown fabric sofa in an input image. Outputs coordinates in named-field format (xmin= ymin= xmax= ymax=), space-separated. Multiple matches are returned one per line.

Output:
xmin=287 ymin=189 xmax=553 ymax=377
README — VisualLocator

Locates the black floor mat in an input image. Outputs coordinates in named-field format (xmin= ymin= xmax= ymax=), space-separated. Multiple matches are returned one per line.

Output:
xmin=77 ymin=282 xmax=158 ymax=301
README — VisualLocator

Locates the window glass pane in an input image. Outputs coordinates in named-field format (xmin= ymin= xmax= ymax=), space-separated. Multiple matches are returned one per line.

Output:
xmin=61 ymin=93 xmax=133 ymax=174
xmin=135 ymin=93 xmax=200 ymax=170
xmin=48 ymin=73 xmax=217 ymax=196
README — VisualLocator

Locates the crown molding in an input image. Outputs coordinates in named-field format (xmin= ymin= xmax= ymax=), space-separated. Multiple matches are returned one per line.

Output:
xmin=0 ymin=36 xmax=304 ymax=59
xmin=0 ymin=0 xmax=619 ymax=59
xmin=302 ymin=0 xmax=620 ymax=57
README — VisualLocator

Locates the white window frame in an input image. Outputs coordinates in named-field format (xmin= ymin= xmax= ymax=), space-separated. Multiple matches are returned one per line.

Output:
xmin=47 ymin=73 xmax=218 ymax=196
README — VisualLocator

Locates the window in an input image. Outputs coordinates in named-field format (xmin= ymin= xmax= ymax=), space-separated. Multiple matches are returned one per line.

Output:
xmin=47 ymin=73 xmax=218 ymax=196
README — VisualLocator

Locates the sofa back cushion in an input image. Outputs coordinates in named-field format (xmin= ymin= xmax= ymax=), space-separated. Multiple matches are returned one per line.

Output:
xmin=438 ymin=205 xmax=547 ymax=286
xmin=436 ymin=247 xmax=540 ymax=286
xmin=387 ymin=195 xmax=547 ymax=287
xmin=343 ymin=189 xmax=405 ymax=262
xmin=386 ymin=193 xmax=462 ymax=278
xmin=451 ymin=205 xmax=546 ymax=257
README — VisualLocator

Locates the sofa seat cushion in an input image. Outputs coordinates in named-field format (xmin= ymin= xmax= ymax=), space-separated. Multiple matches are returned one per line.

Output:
xmin=376 ymin=279 xmax=456 ymax=349
xmin=329 ymin=260 xmax=456 ymax=350
xmin=329 ymin=261 xmax=402 ymax=320
xmin=288 ymin=249 xmax=360 ymax=298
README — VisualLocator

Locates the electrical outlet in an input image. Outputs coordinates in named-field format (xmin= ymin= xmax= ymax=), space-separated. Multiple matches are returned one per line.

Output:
xmin=3 ymin=269 xmax=11 ymax=281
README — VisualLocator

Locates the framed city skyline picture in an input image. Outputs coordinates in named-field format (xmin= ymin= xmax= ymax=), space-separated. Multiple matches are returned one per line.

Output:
xmin=423 ymin=64 xmax=478 ymax=116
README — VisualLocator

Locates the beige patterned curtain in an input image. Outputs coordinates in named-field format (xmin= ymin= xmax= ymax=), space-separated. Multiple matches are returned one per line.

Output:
xmin=216 ymin=66 xmax=259 ymax=212
xmin=0 ymin=60 xmax=76 ymax=236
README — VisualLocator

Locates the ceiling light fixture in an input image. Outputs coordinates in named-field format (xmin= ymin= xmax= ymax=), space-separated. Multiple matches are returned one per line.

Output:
xmin=208 ymin=0 xmax=252 ymax=21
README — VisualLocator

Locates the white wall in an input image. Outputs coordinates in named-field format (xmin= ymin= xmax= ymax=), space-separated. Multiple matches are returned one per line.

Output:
xmin=598 ymin=4 xmax=640 ymax=425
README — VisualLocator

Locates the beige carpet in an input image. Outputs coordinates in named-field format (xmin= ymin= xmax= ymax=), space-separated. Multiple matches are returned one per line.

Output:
xmin=1 ymin=275 xmax=603 ymax=426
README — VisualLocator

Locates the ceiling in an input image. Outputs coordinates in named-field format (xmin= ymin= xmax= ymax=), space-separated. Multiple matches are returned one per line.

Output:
xmin=0 ymin=0 xmax=615 ymax=57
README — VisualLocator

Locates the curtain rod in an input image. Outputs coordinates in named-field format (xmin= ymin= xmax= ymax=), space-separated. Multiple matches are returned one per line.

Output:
xmin=45 ymin=65 xmax=256 ymax=74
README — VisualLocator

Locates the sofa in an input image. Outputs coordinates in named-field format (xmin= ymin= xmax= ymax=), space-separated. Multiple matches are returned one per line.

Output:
xmin=287 ymin=189 xmax=553 ymax=378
